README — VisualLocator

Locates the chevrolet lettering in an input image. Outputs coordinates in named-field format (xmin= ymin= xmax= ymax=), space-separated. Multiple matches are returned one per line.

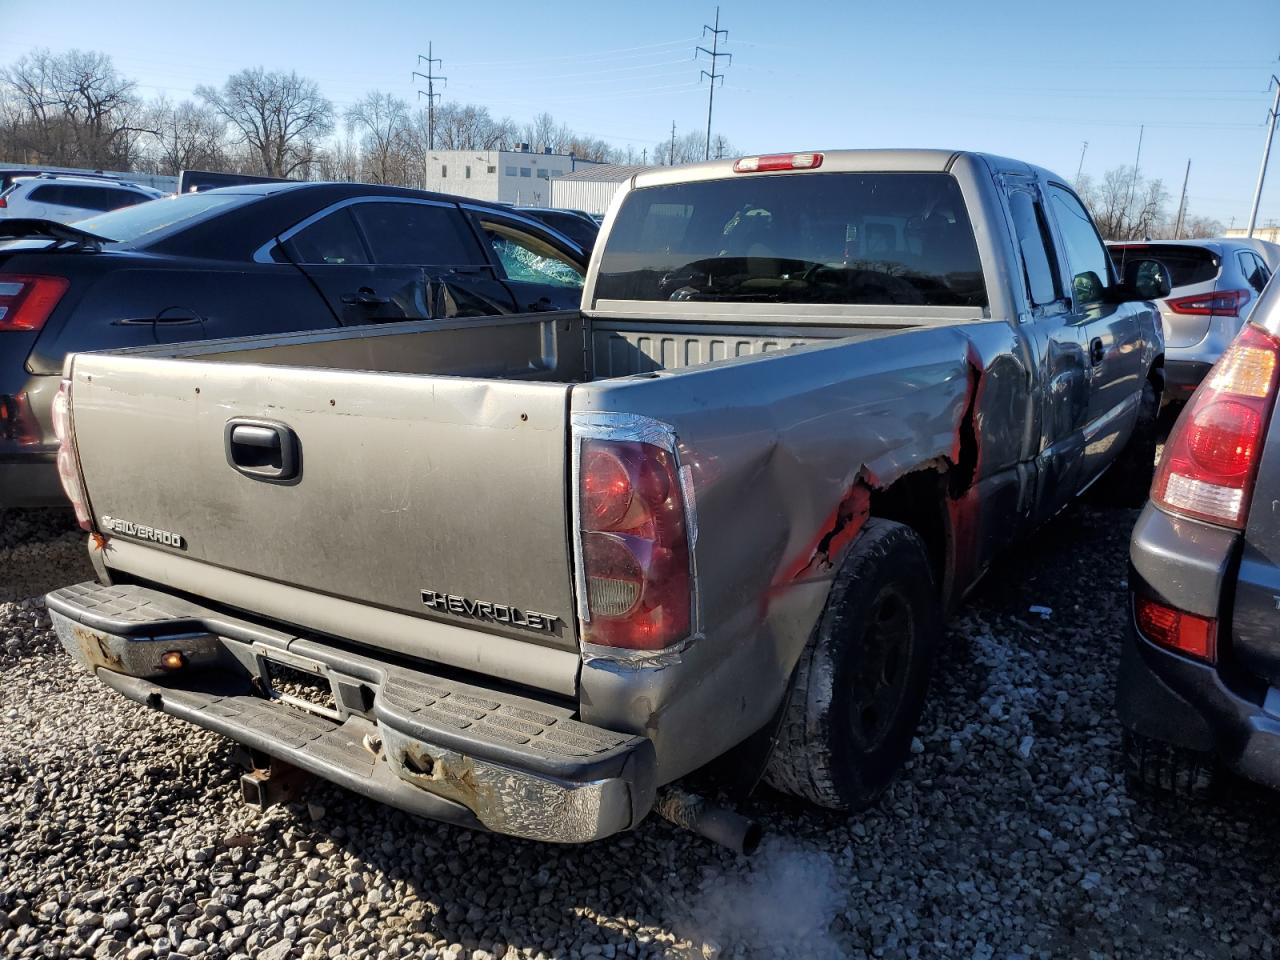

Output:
xmin=420 ymin=589 xmax=558 ymax=634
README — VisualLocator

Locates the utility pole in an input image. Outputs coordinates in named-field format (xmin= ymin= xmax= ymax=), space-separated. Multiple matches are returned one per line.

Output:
xmin=1124 ymin=124 xmax=1144 ymax=237
xmin=696 ymin=7 xmax=731 ymax=162
xmin=1075 ymin=140 xmax=1088 ymax=184
xmin=1247 ymin=75 xmax=1280 ymax=238
xmin=1174 ymin=159 xmax=1191 ymax=239
xmin=642 ymin=147 xmax=647 ymax=164
xmin=669 ymin=121 xmax=676 ymax=166
xmin=412 ymin=43 xmax=447 ymax=151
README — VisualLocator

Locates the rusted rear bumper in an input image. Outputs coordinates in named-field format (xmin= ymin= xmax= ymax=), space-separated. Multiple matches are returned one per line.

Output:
xmin=48 ymin=581 xmax=656 ymax=844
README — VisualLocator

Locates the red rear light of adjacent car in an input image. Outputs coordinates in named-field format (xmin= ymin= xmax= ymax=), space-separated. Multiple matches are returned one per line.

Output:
xmin=51 ymin=379 xmax=91 ymax=530
xmin=0 ymin=195 xmax=8 ymax=208
xmin=576 ymin=434 xmax=693 ymax=651
xmin=0 ymin=393 xmax=41 ymax=446
xmin=1166 ymin=288 xmax=1251 ymax=317
xmin=1134 ymin=594 xmax=1217 ymax=663
xmin=0 ymin=274 xmax=69 ymax=332
xmin=733 ymin=152 xmax=824 ymax=173
xmin=1152 ymin=324 xmax=1280 ymax=528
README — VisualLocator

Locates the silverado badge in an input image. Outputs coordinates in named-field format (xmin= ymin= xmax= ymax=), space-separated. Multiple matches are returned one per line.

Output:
xmin=99 ymin=516 xmax=186 ymax=549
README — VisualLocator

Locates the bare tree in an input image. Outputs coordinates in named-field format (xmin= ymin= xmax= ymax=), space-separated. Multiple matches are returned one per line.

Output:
xmin=1078 ymin=165 xmax=1179 ymax=241
xmin=346 ymin=91 xmax=412 ymax=184
xmin=196 ymin=68 xmax=333 ymax=178
xmin=0 ymin=48 xmax=147 ymax=168
xmin=144 ymin=97 xmax=225 ymax=176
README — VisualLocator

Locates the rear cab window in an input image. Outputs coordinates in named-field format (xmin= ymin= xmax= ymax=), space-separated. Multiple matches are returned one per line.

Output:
xmin=594 ymin=171 xmax=987 ymax=307
xmin=1109 ymin=243 xmax=1220 ymax=291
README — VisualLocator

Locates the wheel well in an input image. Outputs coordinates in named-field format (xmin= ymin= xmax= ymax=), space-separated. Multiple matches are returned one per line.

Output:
xmin=868 ymin=468 xmax=949 ymax=595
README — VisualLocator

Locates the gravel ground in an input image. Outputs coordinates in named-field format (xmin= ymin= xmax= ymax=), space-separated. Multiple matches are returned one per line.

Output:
xmin=3 ymin=502 xmax=1280 ymax=960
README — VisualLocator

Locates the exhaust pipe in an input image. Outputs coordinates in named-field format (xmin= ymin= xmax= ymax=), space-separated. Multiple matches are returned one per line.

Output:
xmin=654 ymin=786 xmax=763 ymax=856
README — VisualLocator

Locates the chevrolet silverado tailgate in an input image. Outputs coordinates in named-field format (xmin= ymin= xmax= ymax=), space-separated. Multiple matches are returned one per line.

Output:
xmin=66 ymin=352 xmax=579 ymax=691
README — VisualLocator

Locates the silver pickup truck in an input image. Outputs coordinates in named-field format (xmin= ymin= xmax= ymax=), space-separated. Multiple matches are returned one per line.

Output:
xmin=47 ymin=150 xmax=1169 ymax=849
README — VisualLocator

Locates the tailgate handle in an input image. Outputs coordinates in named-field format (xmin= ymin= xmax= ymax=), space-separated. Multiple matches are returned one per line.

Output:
xmin=225 ymin=419 xmax=300 ymax=483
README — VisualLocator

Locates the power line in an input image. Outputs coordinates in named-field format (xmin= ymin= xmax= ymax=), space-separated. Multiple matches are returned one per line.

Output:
xmin=412 ymin=43 xmax=447 ymax=151
xmin=696 ymin=6 xmax=730 ymax=162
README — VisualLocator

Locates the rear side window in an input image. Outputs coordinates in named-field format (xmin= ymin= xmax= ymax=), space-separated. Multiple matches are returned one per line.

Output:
xmin=1007 ymin=190 xmax=1060 ymax=307
xmin=595 ymin=171 xmax=987 ymax=307
xmin=1110 ymin=243 xmax=1220 ymax=290
xmin=352 ymin=202 xmax=486 ymax=267
xmin=1239 ymin=251 xmax=1270 ymax=293
xmin=285 ymin=208 xmax=370 ymax=265
xmin=27 ymin=184 xmax=147 ymax=212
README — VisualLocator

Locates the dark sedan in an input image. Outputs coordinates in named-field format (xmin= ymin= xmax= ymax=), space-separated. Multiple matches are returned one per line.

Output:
xmin=1119 ymin=275 xmax=1280 ymax=799
xmin=0 ymin=181 xmax=588 ymax=508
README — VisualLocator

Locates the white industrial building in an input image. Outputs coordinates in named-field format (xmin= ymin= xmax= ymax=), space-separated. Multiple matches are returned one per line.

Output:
xmin=549 ymin=163 xmax=656 ymax=216
xmin=420 ymin=146 xmax=602 ymax=206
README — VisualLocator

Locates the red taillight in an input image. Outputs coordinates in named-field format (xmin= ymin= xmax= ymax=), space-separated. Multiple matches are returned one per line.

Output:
xmin=0 ymin=393 xmax=41 ymax=446
xmin=1152 ymin=323 xmax=1280 ymax=528
xmin=0 ymin=195 xmax=8 ymax=208
xmin=52 ymin=379 xmax=91 ymax=530
xmin=1166 ymin=289 xmax=1251 ymax=317
xmin=733 ymin=152 xmax=824 ymax=173
xmin=0 ymin=274 xmax=69 ymax=332
xmin=1134 ymin=594 xmax=1217 ymax=662
xmin=577 ymin=436 xmax=692 ymax=651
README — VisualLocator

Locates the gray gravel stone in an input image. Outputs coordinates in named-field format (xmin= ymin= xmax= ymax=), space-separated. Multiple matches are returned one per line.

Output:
xmin=5 ymin=502 xmax=1280 ymax=958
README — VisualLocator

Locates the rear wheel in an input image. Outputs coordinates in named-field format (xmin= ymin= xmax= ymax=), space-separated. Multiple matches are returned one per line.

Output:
xmin=1121 ymin=729 xmax=1217 ymax=800
xmin=764 ymin=519 xmax=942 ymax=811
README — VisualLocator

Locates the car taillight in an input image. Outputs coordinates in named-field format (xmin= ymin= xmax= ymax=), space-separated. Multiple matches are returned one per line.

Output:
xmin=1134 ymin=593 xmax=1217 ymax=663
xmin=575 ymin=427 xmax=694 ymax=651
xmin=733 ymin=152 xmax=824 ymax=173
xmin=0 ymin=393 xmax=41 ymax=446
xmin=0 ymin=195 xmax=8 ymax=208
xmin=0 ymin=274 xmax=69 ymax=331
xmin=1166 ymin=289 xmax=1251 ymax=317
xmin=1152 ymin=323 xmax=1280 ymax=528
xmin=52 ymin=379 xmax=91 ymax=530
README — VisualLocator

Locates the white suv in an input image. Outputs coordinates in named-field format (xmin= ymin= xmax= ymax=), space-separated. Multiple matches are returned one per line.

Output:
xmin=0 ymin=174 xmax=163 ymax=224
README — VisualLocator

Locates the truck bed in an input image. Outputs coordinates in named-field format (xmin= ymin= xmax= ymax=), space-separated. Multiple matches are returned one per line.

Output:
xmin=119 ymin=310 xmax=915 ymax=382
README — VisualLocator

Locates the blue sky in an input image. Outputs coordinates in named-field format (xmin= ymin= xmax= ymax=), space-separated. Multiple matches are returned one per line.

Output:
xmin=3 ymin=0 xmax=1279 ymax=225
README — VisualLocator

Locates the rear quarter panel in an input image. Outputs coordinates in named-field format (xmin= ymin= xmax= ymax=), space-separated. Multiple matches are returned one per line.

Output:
xmin=573 ymin=318 xmax=1030 ymax=781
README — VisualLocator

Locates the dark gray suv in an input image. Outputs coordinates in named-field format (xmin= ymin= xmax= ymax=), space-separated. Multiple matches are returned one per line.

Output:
xmin=1120 ymin=275 xmax=1280 ymax=796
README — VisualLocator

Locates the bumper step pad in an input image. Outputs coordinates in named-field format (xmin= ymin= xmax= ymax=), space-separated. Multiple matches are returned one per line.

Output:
xmin=49 ymin=581 xmax=656 ymax=842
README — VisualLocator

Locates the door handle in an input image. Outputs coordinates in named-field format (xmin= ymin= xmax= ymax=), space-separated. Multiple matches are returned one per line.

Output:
xmin=1089 ymin=337 xmax=1105 ymax=366
xmin=225 ymin=419 xmax=299 ymax=483
xmin=526 ymin=296 xmax=556 ymax=312
xmin=341 ymin=287 xmax=392 ymax=306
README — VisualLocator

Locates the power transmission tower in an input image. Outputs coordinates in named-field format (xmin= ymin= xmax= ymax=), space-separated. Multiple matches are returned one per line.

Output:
xmin=412 ymin=43 xmax=447 ymax=151
xmin=1247 ymin=75 xmax=1280 ymax=238
xmin=696 ymin=7 xmax=731 ymax=161
xmin=1174 ymin=159 xmax=1191 ymax=239
xmin=1075 ymin=140 xmax=1088 ymax=183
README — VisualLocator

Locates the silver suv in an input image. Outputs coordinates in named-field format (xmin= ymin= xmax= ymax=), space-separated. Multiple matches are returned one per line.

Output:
xmin=1109 ymin=239 xmax=1272 ymax=401
xmin=0 ymin=174 xmax=162 ymax=224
